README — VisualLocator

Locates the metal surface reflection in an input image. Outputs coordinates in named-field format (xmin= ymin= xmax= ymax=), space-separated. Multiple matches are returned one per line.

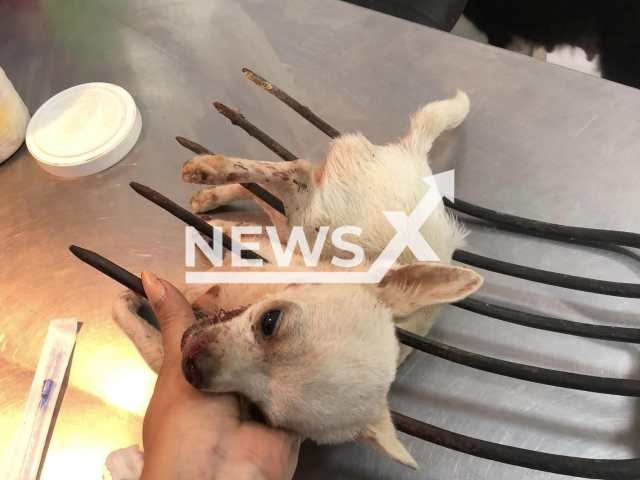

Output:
xmin=1 ymin=0 xmax=640 ymax=479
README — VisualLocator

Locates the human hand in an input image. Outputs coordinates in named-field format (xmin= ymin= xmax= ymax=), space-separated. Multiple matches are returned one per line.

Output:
xmin=139 ymin=271 xmax=300 ymax=480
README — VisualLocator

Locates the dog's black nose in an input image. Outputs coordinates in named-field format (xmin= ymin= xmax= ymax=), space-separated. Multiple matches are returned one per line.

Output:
xmin=182 ymin=349 xmax=212 ymax=388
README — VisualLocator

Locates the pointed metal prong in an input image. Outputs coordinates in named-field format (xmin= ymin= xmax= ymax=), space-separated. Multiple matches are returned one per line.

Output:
xmin=176 ymin=136 xmax=214 ymax=156
xmin=242 ymin=68 xmax=340 ymax=139
xmin=129 ymin=182 xmax=269 ymax=263
xmin=240 ymin=184 xmax=286 ymax=216
xmin=213 ymin=102 xmax=297 ymax=162
xmin=70 ymin=245 xmax=146 ymax=298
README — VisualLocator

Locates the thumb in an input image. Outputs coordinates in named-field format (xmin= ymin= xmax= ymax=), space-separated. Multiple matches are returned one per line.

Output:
xmin=141 ymin=270 xmax=195 ymax=365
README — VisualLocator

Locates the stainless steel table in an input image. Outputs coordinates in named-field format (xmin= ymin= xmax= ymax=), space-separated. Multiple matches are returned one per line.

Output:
xmin=2 ymin=1 xmax=640 ymax=479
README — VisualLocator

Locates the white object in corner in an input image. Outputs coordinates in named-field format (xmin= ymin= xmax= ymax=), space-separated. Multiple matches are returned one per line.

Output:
xmin=7 ymin=318 xmax=78 ymax=480
xmin=26 ymin=83 xmax=142 ymax=177
xmin=0 ymin=67 xmax=31 ymax=164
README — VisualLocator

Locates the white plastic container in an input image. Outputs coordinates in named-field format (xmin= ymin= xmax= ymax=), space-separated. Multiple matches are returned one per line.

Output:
xmin=0 ymin=67 xmax=30 ymax=163
xmin=26 ymin=83 xmax=142 ymax=177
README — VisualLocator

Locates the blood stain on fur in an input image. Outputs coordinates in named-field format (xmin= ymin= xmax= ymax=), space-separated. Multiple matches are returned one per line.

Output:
xmin=293 ymin=179 xmax=308 ymax=191
xmin=227 ymin=173 xmax=245 ymax=182
xmin=234 ymin=163 xmax=249 ymax=171
xmin=272 ymin=171 xmax=290 ymax=181
xmin=198 ymin=169 xmax=209 ymax=181
xmin=314 ymin=164 xmax=327 ymax=185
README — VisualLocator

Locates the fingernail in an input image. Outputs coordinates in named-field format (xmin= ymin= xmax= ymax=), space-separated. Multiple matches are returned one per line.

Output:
xmin=141 ymin=270 xmax=167 ymax=308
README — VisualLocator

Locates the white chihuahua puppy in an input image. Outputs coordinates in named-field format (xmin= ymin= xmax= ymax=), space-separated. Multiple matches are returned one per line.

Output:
xmin=112 ymin=91 xmax=481 ymax=470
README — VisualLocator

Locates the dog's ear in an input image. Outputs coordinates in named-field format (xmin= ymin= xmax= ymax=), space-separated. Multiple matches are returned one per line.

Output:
xmin=358 ymin=404 xmax=418 ymax=469
xmin=377 ymin=263 xmax=482 ymax=317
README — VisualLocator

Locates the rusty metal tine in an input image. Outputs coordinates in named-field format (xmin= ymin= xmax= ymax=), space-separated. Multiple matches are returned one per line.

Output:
xmin=242 ymin=68 xmax=340 ymax=139
xmin=129 ymin=182 xmax=268 ymax=263
xmin=393 ymin=411 xmax=640 ymax=479
xmin=213 ymin=103 xmax=297 ymax=162
xmin=70 ymin=245 xmax=146 ymax=298
xmin=455 ymin=297 xmax=640 ymax=343
xmin=175 ymin=136 xmax=213 ymax=156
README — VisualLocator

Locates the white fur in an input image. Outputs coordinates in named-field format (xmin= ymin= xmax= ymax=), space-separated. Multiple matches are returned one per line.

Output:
xmin=112 ymin=92 xmax=480 ymax=471
xmin=104 ymin=445 xmax=144 ymax=480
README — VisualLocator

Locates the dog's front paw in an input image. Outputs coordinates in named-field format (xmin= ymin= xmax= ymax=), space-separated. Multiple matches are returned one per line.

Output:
xmin=103 ymin=445 xmax=144 ymax=480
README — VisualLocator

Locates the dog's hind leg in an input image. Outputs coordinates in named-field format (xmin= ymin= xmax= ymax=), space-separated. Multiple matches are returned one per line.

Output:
xmin=183 ymin=155 xmax=314 ymax=200
xmin=183 ymin=155 xmax=315 ymax=232
xmin=191 ymin=184 xmax=287 ymax=233
xmin=190 ymin=184 xmax=254 ymax=213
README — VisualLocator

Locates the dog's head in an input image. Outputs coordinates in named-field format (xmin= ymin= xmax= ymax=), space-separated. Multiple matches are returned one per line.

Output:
xmin=180 ymin=262 xmax=482 ymax=468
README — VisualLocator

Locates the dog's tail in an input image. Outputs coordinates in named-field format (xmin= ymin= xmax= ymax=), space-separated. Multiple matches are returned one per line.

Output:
xmin=402 ymin=90 xmax=470 ymax=158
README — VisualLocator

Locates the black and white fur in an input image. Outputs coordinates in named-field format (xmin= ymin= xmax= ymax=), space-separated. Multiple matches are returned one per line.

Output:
xmin=463 ymin=0 xmax=640 ymax=89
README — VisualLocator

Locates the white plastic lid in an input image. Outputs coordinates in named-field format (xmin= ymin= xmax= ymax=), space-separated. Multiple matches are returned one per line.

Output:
xmin=26 ymin=83 xmax=142 ymax=177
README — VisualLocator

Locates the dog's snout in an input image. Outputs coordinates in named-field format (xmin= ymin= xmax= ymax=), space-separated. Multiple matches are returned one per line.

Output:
xmin=182 ymin=348 xmax=213 ymax=389
xmin=182 ymin=354 xmax=202 ymax=387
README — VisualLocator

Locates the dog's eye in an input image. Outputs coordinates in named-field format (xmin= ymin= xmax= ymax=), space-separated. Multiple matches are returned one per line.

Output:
xmin=261 ymin=310 xmax=282 ymax=337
